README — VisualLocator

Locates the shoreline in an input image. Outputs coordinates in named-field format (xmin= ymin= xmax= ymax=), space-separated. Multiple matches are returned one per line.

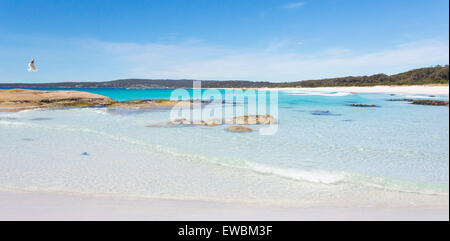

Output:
xmin=1 ymin=85 xmax=448 ymax=220
xmin=231 ymin=85 xmax=449 ymax=96
xmin=277 ymin=85 xmax=449 ymax=96
xmin=0 ymin=190 xmax=448 ymax=221
xmin=1 ymin=85 xmax=449 ymax=96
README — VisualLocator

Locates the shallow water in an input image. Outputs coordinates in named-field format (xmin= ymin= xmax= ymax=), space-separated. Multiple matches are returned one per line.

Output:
xmin=0 ymin=88 xmax=448 ymax=207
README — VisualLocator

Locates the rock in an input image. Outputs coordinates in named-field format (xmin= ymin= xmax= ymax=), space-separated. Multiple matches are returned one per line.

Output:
xmin=388 ymin=99 xmax=449 ymax=106
xmin=81 ymin=152 xmax=89 ymax=156
xmin=108 ymin=99 xmax=190 ymax=109
xmin=226 ymin=126 xmax=253 ymax=132
xmin=169 ymin=118 xmax=223 ymax=126
xmin=410 ymin=100 xmax=448 ymax=106
xmin=149 ymin=115 xmax=275 ymax=128
xmin=227 ymin=115 xmax=277 ymax=125
xmin=388 ymin=99 xmax=414 ymax=102
xmin=169 ymin=118 xmax=193 ymax=125
xmin=0 ymin=89 xmax=116 ymax=110
xmin=350 ymin=104 xmax=378 ymax=107
xmin=311 ymin=110 xmax=341 ymax=116
xmin=205 ymin=118 xmax=222 ymax=126
xmin=30 ymin=118 xmax=52 ymax=121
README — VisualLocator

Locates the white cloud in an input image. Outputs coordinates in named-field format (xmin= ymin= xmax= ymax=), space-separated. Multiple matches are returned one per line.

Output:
xmin=91 ymin=39 xmax=449 ymax=82
xmin=1 ymin=36 xmax=447 ymax=83
xmin=283 ymin=2 xmax=306 ymax=9
xmin=324 ymin=48 xmax=352 ymax=56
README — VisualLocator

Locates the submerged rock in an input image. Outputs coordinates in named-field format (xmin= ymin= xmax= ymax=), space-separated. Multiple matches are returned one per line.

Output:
xmin=108 ymin=99 xmax=191 ymax=109
xmin=410 ymin=100 xmax=448 ymax=106
xmin=388 ymin=99 xmax=449 ymax=106
xmin=226 ymin=126 xmax=253 ymax=132
xmin=350 ymin=104 xmax=378 ymax=107
xmin=148 ymin=115 xmax=276 ymax=128
xmin=227 ymin=115 xmax=277 ymax=125
xmin=388 ymin=99 xmax=414 ymax=102
xmin=311 ymin=110 xmax=341 ymax=116
xmin=30 ymin=117 xmax=52 ymax=121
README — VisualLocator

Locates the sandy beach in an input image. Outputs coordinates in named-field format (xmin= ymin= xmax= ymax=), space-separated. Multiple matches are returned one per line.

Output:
xmin=0 ymin=85 xmax=448 ymax=221
xmin=0 ymin=190 xmax=447 ymax=221
xmin=266 ymin=85 xmax=449 ymax=96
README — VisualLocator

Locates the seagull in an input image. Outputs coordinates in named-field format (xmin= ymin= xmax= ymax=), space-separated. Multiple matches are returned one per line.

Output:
xmin=27 ymin=59 xmax=38 ymax=72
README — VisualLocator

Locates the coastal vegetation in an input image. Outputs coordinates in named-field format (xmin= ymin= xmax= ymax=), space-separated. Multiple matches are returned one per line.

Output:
xmin=274 ymin=65 xmax=449 ymax=87
xmin=0 ymin=65 xmax=447 ymax=89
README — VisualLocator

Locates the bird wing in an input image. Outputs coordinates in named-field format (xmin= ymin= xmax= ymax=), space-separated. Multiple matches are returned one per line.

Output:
xmin=28 ymin=59 xmax=37 ymax=71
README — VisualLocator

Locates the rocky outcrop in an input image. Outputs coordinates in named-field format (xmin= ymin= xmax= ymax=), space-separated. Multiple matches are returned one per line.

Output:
xmin=388 ymin=99 xmax=449 ymax=106
xmin=410 ymin=100 xmax=449 ymax=106
xmin=350 ymin=104 xmax=378 ymax=107
xmin=311 ymin=110 xmax=341 ymax=116
xmin=147 ymin=115 xmax=277 ymax=128
xmin=226 ymin=115 xmax=277 ymax=125
xmin=108 ymin=99 xmax=191 ymax=109
xmin=0 ymin=89 xmax=116 ymax=111
xmin=226 ymin=126 xmax=253 ymax=132
xmin=147 ymin=118 xmax=223 ymax=127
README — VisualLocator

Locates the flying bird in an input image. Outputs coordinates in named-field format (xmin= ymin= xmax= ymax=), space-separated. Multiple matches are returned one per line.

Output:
xmin=27 ymin=59 xmax=38 ymax=72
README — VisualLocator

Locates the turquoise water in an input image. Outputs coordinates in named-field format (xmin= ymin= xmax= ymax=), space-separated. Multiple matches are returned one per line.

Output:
xmin=0 ymin=88 xmax=448 ymax=206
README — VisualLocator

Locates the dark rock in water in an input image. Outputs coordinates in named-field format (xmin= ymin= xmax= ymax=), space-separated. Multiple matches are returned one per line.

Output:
xmin=226 ymin=126 xmax=253 ymax=133
xmin=81 ymin=152 xmax=89 ymax=156
xmin=311 ymin=110 xmax=342 ymax=116
xmin=22 ymin=138 xmax=34 ymax=141
xmin=350 ymin=104 xmax=378 ymax=107
xmin=388 ymin=99 xmax=449 ymax=106
xmin=411 ymin=100 xmax=448 ymax=106
xmin=30 ymin=117 xmax=52 ymax=121
xmin=388 ymin=99 xmax=414 ymax=102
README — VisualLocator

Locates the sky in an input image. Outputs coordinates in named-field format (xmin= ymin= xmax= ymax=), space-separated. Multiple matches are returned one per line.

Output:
xmin=0 ymin=0 xmax=448 ymax=83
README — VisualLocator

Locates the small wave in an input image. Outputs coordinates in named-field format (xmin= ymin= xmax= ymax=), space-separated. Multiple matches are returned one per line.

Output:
xmin=246 ymin=162 xmax=346 ymax=184
xmin=403 ymin=95 xmax=444 ymax=99
xmin=348 ymin=173 xmax=449 ymax=196
xmin=2 ymin=117 xmax=448 ymax=196
xmin=0 ymin=120 xmax=26 ymax=126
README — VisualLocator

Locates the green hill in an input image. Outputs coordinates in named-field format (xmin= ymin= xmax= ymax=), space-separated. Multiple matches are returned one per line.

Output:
xmin=273 ymin=65 xmax=449 ymax=87
xmin=0 ymin=65 xmax=448 ymax=88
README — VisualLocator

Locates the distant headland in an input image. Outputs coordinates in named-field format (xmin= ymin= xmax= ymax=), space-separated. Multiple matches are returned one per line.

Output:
xmin=0 ymin=65 xmax=448 ymax=89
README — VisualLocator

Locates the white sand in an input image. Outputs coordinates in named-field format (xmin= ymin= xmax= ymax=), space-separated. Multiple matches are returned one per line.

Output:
xmin=1 ymin=85 xmax=448 ymax=221
xmin=270 ymin=85 xmax=449 ymax=96
xmin=0 ymin=191 xmax=448 ymax=221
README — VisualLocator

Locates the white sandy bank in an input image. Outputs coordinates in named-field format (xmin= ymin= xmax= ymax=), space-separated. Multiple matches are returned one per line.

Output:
xmin=271 ymin=85 xmax=449 ymax=96
xmin=0 ymin=191 xmax=447 ymax=221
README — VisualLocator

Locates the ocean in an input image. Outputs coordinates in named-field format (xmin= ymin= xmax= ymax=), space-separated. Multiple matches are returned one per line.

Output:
xmin=0 ymin=88 xmax=448 ymax=207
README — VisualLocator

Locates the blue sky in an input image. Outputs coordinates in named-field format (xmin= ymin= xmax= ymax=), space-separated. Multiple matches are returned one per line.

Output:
xmin=0 ymin=0 xmax=448 ymax=83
